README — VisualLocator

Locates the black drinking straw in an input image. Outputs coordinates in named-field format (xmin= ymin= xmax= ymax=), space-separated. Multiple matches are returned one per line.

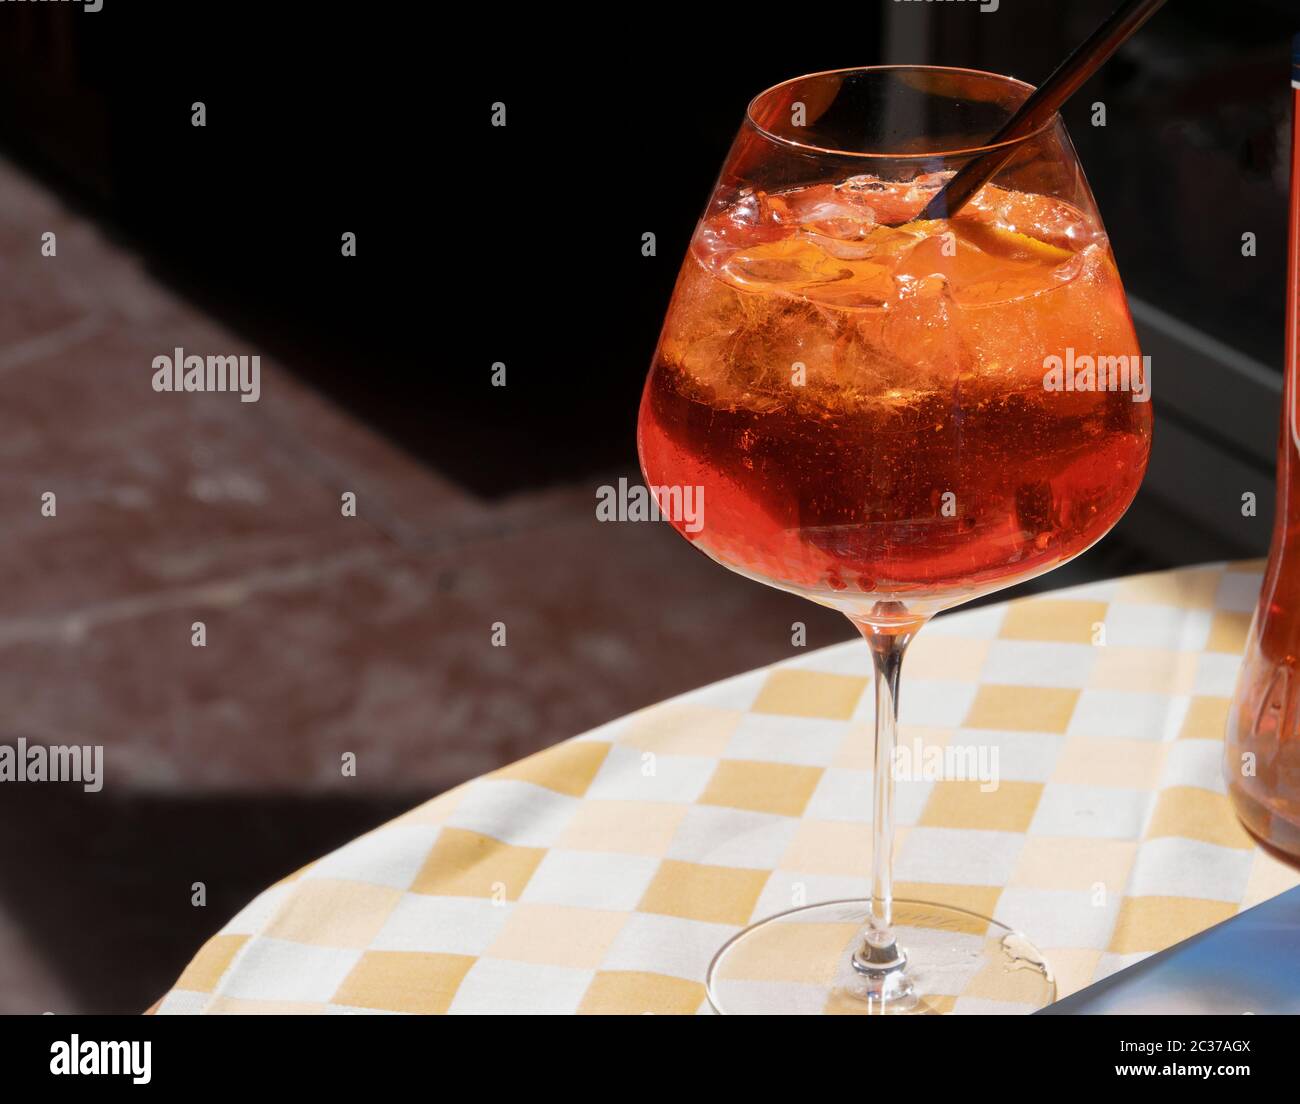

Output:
xmin=920 ymin=0 xmax=1168 ymax=221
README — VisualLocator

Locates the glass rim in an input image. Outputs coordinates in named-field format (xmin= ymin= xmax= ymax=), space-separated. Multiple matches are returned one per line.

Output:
xmin=744 ymin=64 xmax=1057 ymax=161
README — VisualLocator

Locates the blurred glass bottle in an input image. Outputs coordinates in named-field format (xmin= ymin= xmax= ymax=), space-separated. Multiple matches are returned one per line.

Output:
xmin=1225 ymin=38 xmax=1300 ymax=857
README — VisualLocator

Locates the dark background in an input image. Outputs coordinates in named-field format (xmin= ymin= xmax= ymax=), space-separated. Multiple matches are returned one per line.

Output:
xmin=0 ymin=0 xmax=1293 ymax=1011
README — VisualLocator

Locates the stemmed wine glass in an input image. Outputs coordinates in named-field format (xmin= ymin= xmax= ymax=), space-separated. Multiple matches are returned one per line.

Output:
xmin=637 ymin=66 xmax=1151 ymax=1015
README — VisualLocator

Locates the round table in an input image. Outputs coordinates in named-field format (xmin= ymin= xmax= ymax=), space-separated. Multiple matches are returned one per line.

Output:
xmin=156 ymin=561 xmax=1300 ymax=1014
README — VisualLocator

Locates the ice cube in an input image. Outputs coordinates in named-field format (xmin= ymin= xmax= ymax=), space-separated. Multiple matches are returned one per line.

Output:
xmin=797 ymin=230 xmax=879 ymax=260
xmin=722 ymin=237 xmax=854 ymax=290
xmin=699 ymin=189 xmax=787 ymax=255
xmin=836 ymin=174 xmax=931 ymax=226
xmin=838 ymin=174 xmax=889 ymax=193
xmin=729 ymin=188 xmax=778 ymax=225
xmin=911 ymin=170 xmax=955 ymax=191
xmin=963 ymin=185 xmax=1091 ymax=250
xmin=879 ymin=275 xmax=969 ymax=381
xmin=773 ymin=184 xmax=877 ymax=241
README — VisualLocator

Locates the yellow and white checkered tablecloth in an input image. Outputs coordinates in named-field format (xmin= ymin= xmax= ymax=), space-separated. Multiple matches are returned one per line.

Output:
xmin=157 ymin=561 xmax=1300 ymax=1014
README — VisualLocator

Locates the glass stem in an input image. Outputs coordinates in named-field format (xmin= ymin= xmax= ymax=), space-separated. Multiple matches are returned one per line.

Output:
xmin=851 ymin=612 xmax=922 ymax=985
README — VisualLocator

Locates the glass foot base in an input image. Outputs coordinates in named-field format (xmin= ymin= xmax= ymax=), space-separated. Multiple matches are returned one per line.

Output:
xmin=706 ymin=898 xmax=1055 ymax=1015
